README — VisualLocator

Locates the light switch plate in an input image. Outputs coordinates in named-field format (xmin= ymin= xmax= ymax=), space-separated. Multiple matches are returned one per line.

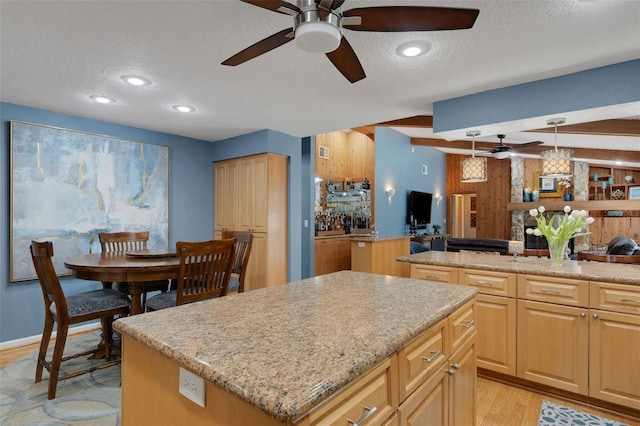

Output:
xmin=179 ymin=367 xmax=205 ymax=407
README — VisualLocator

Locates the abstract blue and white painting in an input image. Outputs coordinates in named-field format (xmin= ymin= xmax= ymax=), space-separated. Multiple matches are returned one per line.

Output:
xmin=10 ymin=121 xmax=169 ymax=281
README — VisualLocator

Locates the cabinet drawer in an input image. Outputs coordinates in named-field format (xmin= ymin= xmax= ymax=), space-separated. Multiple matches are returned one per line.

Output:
xmin=517 ymin=275 xmax=588 ymax=307
xmin=590 ymin=281 xmax=640 ymax=315
xmin=459 ymin=268 xmax=516 ymax=297
xmin=449 ymin=299 xmax=477 ymax=355
xmin=411 ymin=264 xmax=459 ymax=284
xmin=397 ymin=318 xmax=447 ymax=402
xmin=305 ymin=356 xmax=398 ymax=426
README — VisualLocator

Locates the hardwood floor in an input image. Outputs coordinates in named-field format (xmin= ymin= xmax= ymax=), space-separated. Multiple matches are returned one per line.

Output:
xmin=477 ymin=376 xmax=640 ymax=426
xmin=1 ymin=338 xmax=638 ymax=425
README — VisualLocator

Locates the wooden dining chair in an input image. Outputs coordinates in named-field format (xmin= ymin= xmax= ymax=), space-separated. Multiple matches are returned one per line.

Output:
xmin=145 ymin=238 xmax=236 ymax=311
xmin=99 ymin=231 xmax=170 ymax=308
xmin=577 ymin=251 xmax=640 ymax=264
xmin=221 ymin=231 xmax=254 ymax=293
xmin=30 ymin=240 xmax=130 ymax=399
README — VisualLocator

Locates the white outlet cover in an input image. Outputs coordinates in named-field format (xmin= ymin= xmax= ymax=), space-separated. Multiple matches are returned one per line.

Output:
xmin=179 ymin=367 xmax=205 ymax=407
xmin=421 ymin=165 xmax=428 ymax=175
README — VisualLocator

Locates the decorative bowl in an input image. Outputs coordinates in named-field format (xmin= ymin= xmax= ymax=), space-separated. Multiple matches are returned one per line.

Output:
xmin=625 ymin=175 xmax=634 ymax=184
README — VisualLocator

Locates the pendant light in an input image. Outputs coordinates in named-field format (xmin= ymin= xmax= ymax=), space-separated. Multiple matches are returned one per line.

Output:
xmin=540 ymin=118 xmax=573 ymax=178
xmin=461 ymin=130 xmax=487 ymax=182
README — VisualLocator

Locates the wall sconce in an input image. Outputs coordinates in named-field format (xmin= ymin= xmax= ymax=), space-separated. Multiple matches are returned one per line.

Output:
xmin=436 ymin=195 xmax=443 ymax=207
xmin=386 ymin=188 xmax=396 ymax=200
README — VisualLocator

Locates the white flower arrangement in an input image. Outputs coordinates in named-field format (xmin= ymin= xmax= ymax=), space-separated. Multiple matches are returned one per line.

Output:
xmin=526 ymin=205 xmax=594 ymax=241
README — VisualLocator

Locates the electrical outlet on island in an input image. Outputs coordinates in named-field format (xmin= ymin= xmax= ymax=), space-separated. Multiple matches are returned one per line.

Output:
xmin=179 ymin=367 xmax=205 ymax=407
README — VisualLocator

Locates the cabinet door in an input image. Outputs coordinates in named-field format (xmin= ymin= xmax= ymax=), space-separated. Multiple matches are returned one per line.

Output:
xmin=214 ymin=161 xmax=238 ymax=231
xmin=398 ymin=369 xmax=448 ymax=426
xmin=517 ymin=300 xmax=589 ymax=395
xmin=251 ymin=155 xmax=268 ymax=232
xmin=476 ymin=294 xmax=516 ymax=376
xmin=589 ymin=309 xmax=640 ymax=409
xmin=237 ymin=157 xmax=254 ymax=232
xmin=448 ymin=338 xmax=476 ymax=426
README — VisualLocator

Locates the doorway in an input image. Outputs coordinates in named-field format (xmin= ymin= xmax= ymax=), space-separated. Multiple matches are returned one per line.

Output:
xmin=450 ymin=193 xmax=477 ymax=238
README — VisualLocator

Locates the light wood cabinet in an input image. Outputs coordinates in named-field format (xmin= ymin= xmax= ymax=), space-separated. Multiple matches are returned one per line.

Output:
xmin=397 ymin=299 xmax=476 ymax=426
xmin=214 ymin=153 xmax=288 ymax=289
xmin=316 ymin=131 xmax=374 ymax=182
xmin=314 ymin=237 xmax=351 ymax=276
xmin=458 ymin=269 xmax=517 ymax=376
xmin=214 ymin=160 xmax=238 ymax=232
xmin=516 ymin=299 xmax=589 ymax=395
xmin=589 ymin=282 xmax=640 ymax=410
xmin=351 ymin=237 xmax=410 ymax=278
xmin=410 ymin=264 xmax=458 ymax=284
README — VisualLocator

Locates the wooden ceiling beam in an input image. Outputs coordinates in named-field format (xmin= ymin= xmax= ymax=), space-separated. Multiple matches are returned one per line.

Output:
xmin=529 ymin=119 xmax=640 ymax=137
xmin=411 ymin=137 xmax=640 ymax=162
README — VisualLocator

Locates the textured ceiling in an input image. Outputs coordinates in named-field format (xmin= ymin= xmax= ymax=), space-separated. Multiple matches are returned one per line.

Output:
xmin=1 ymin=0 xmax=639 ymax=155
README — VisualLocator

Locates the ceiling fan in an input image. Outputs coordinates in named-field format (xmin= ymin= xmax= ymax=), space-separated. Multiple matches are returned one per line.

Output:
xmin=479 ymin=134 xmax=544 ymax=159
xmin=221 ymin=0 xmax=479 ymax=83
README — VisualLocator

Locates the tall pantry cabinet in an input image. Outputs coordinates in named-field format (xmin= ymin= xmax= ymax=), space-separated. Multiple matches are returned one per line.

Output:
xmin=214 ymin=153 xmax=288 ymax=291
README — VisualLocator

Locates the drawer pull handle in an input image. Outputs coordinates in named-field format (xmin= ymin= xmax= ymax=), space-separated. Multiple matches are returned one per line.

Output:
xmin=421 ymin=350 xmax=441 ymax=363
xmin=540 ymin=288 xmax=561 ymax=294
xmin=451 ymin=363 xmax=460 ymax=370
xmin=445 ymin=368 xmax=456 ymax=376
xmin=348 ymin=406 xmax=377 ymax=426
xmin=476 ymin=280 xmax=493 ymax=286
xmin=424 ymin=275 xmax=439 ymax=280
xmin=461 ymin=320 xmax=475 ymax=329
xmin=621 ymin=298 xmax=640 ymax=304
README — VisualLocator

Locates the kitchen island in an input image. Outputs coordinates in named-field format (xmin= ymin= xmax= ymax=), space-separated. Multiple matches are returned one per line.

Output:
xmin=351 ymin=235 xmax=411 ymax=277
xmin=114 ymin=270 xmax=477 ymax=425
xmin=397 ymin=251 xmax=640 ymax=417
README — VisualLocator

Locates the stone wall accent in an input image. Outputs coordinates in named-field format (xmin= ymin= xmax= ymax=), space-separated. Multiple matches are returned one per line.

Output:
xmin=510 ymin=157 xmax=525 ymax=241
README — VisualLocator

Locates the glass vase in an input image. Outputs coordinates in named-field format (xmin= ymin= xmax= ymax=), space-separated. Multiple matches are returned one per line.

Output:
xmin=548 ymin=237 xmax=569 ymax=267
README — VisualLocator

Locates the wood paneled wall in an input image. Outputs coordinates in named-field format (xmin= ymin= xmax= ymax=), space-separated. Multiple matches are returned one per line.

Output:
xmin=446 ymin=154 xmax=512 ymax=239
xmin=316 ymin=131 xmax=374 ymax=182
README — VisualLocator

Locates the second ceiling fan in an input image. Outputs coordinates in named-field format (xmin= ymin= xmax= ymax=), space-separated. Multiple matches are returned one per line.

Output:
xmin=222 ymin=0 xmax=480 ymax=83
xmin=479 ymin=134 xmax=544 ymax=159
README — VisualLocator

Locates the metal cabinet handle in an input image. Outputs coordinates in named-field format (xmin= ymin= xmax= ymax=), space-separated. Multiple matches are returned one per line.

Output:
xmin=421 ymin=350 xmax=441 ymax=363
xmin=445 ymin=368 xmax=456 ymax=376
xmin=451 ymin=363 xmax=460 ymax=370
xmin=461 ymin=320 xmax=475 ymax=329
xmin=593 ymin=313 xmax=599 ymax=319
xmin=621 ymin=298 xmax=640 ymax=304
xmin=476 ymin=280 xmax=493 ymax=286
xmin=540 ymin=288 xmax=561 ymax=294
xmin=347 ymin=406 xmax=378 ymax=426
xmin=580 ymin=313 xmax=586 ymax=318
xmin=424 ymin=275 xmax=439 ymax=280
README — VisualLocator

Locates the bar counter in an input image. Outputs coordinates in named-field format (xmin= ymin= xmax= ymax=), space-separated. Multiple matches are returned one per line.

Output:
xmin=397 ymin=251 xmax=640 ymax=286
xmin=114 ymin=270 xmax=477 ymax=424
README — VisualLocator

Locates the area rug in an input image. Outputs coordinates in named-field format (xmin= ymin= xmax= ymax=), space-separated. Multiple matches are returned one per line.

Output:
xmin=0 ymin=332 xmax=121 ymax=425
xmin=538 ymin=400 xmax=629 ymax=426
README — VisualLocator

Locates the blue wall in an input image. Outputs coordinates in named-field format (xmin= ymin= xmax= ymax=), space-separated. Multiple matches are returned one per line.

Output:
xmin=0 ymin=102 xmax=313 ymax=344
xmin=374 ymin=127 xmax=446 ymax=236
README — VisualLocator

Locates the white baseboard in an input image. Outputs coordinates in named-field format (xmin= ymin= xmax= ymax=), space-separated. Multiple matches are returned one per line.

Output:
xmin=0 ymin=323 xmax=101 ymax=351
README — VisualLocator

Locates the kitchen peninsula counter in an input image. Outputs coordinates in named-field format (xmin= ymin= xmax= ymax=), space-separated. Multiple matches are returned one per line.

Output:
xmin=397 ymin=250 xmax=640 ymax=285
xmin=114 ymin=270 xmax=477 ymax=425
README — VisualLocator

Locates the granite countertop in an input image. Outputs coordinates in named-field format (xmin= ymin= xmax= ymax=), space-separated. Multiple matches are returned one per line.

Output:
xmin=349 ymin=234 xmax=411 ymax=242
xmin=397 ymin=251 xmax=640 ymax=285
xmin=113 ymin=270 xmax=476 ymax=423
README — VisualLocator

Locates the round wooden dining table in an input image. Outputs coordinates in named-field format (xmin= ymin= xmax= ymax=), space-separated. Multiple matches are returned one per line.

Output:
xmin=64 ymin=251 xmax=179 ymax=315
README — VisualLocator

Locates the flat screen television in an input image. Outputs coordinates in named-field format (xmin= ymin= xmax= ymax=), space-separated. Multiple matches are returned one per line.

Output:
xmin=407 ymin=190 xmax=433 ymax=226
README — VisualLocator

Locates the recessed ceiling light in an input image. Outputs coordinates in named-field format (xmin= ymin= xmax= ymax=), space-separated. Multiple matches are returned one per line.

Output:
xmin=122 ymin=75 xmax=151 ymax=86
xmin=396 ymin=41 xmax=431 ymax=58
xmin=89 ymin=95 xmax=115 ymax=104
xmin=173 ymin=105 xmax=195 ymax=113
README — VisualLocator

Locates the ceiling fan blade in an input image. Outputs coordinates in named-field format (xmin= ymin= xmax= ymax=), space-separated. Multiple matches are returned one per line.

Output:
xmin=221 ymin=28 xmax=294 ymax=66
xmin=316 ymin=0 xmax=346 ymax=9
xmin=511 ymin=141 xmax=544 ymax=151
xmin=326 ymin=37 xmax=366 ymax=83
xmin=342 ymin=6 xmax=479 ymax=32
xmin=240 ymin=0 xmax=299 ymax=15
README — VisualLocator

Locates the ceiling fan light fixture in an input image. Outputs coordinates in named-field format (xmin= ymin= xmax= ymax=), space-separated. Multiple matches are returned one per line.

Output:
xmin=295 ymin=21 xmax=341 ymax=53
xmin=540 ymin=117 xmax=573 ymax=178
xmin=493 ymin=151 xmax=511 ymax=160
